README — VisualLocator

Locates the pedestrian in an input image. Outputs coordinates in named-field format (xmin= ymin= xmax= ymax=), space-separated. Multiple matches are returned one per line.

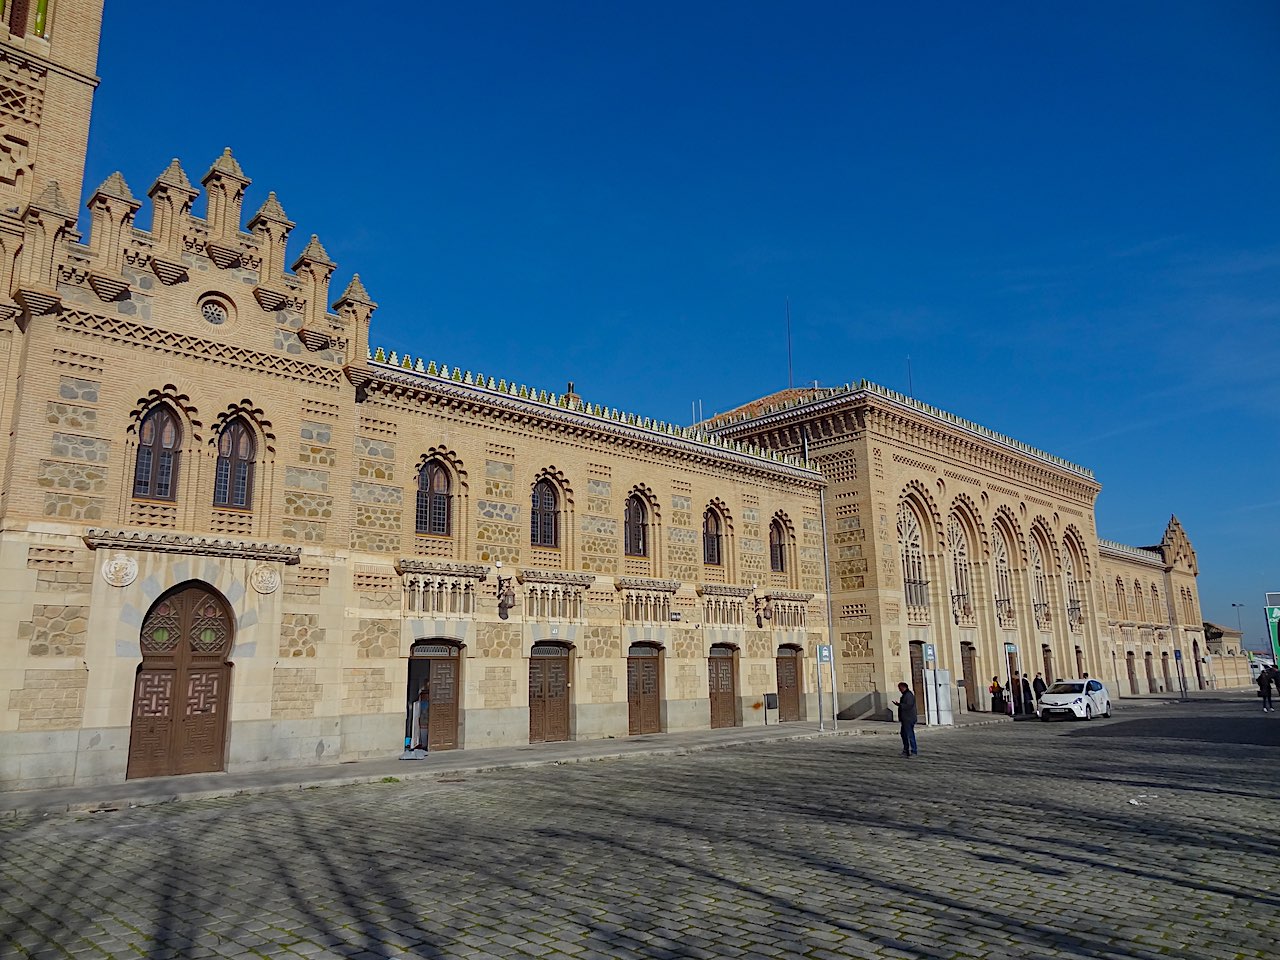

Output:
xmin=1009 ymin=671 xmax=1025 ymax=716
xmin=893 ymin=681 xmax=918 ymax=757
xmin=1033 ymin=672 xmax=1048 ymax=707
xmin=989 ymin=676 xmax=1006 ymax=714
xmin=1260 ymin=667 xmax=1276 ymax=713
xmin=1021 ymin=674 xmax=1035 ymax=716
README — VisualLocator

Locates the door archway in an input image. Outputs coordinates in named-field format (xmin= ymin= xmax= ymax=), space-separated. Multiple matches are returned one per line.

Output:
xmin=529 ymin=643 xmax=571 ymax=743
xmin=127 ymin=582 xmax=234 ymax=779
xmin=708 ymin=643 xmax=738 ymax=728
xmin=1192 ymin=640 xmax=1204 ymax=689
xmin=960 ymin=642 xmax=979 ymax=712
xmin=775 ymin=645 xmax=804 ymax=722
xmin=407 ymin=640 xmax=463 ymax=751
xmin=627 ymin=643 xmax=662 ymax=735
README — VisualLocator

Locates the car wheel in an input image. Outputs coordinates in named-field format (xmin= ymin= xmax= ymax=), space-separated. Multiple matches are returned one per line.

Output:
xmin=1103 ymin=703 xmax=1111 ymax=718
xmin=1084 ymin=705 xmax=1093 ymax=721
xmin=1041 ymin=713 xmax=1050 ymax=722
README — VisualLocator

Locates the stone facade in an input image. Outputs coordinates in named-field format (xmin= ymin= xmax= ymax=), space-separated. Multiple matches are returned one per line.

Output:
xmin=0 ymin=4 xmax=1206 ymax=792
xmin=707 ymin=384 xmax=1209 ymax=718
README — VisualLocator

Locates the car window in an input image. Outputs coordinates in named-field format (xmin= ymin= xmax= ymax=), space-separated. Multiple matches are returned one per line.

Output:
xmin=1087 ymin=681 xmax=1102 ymax=692
xmin=1046 ymin=682 xmax=1084 ymax=694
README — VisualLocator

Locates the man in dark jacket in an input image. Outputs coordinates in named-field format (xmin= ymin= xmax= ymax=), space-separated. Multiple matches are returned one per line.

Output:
xmin=1259 ymin=667 xmax=1275 ymax=713
xmin=893 ymin=681 xmax=918 ymax=756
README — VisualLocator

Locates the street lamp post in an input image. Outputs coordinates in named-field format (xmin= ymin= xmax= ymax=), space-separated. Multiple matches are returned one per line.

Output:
xmin=1232 ymin=603 xmax=1245 ymax=645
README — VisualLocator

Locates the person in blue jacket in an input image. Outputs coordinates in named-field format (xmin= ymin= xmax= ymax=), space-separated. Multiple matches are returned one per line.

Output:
xmin=893 ymin=681 xmax=918 ymax=757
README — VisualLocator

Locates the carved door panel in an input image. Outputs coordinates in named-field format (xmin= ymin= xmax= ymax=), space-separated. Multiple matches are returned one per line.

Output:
xmin=1041 ymin=646 xmax=1055 ymax=685
xmin=776 ymin=654 xmax=801 ymax=722
xmin=529 ymin=658 xmax=548 ymax=743
xmin=427 ymin=657 xmax=459 ymax=750
xmin=909 ymin=642 xmax=926 ymax=716
xmin=529 ymin=647 xmax=570 ymax=744
xmin=1126 ymin=652 xmax=1139 ymax=695
xmin=128 ymin=584 xmax=233 ymax=780
xmin=708 ymin=648 xmax=737 ymax=728
xmin=627 ymin=653 xmax=661 ymax=735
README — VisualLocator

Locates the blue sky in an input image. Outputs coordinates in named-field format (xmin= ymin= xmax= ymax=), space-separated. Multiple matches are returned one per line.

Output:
xmin=82 ymin=2 xmax=1279 ymax=645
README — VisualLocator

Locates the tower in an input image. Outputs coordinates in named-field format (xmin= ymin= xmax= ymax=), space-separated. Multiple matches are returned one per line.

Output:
xmin=0 ymin=0 xmax=104 ymax=214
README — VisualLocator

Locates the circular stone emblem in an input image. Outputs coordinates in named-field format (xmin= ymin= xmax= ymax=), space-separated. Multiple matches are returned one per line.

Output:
xmin=101 ymin=553 xmax=138 ymax=588
xmin=250 ymin=564 xmax=280 ymax=595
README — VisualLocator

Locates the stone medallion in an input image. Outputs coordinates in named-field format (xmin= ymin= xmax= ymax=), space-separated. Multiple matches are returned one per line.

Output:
xmin=101 ymin=552 xmax=138 ymax=588
xmin=250 ymin=564 xmax=281 ymax=595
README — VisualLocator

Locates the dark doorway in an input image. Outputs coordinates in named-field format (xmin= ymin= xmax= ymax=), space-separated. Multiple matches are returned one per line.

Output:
xmin=627 ymin=644 xmax=662 ymax=735
xmin=127 ymin=582 xmax=234 ymax=779
xmin=529 ymin=643 xmax=571 ymax=743
xmin=909 ymin=641 xmax=926 ymax=711
xmin=776 ymin=645 xmax=803 ymax=721
xmin=1041 ymin=645 xmax=1055 ymax=684
xmin=1144 ymin=651 xmax=1157 ymax=693
xmin=708 ymin=644 xmax=738 ymax=728
xmin=407 ymin=641 xmax=462 ymax=751
xmin=960 ymin=642 xmax=979 ymax=712
xmin=1126 ymin=651 xmax=1139 ymax=695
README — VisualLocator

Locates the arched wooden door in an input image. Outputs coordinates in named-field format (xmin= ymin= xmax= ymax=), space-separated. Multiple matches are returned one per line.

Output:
xmin=708 ymin=644 xmax=738 ymax=728
xmin=127 ymin=582 xmax=234 ymax=779
xmin=1144 ymin=652 xmax=1157 ymax=692
xmin=1126 ymin=651 xmax=1139 ymax=694
xmin=408 ymin=641 xmax=462 ymax=751
xmin=775 ymin=645 xmax=803 ymax=722
xmin=529 ymin=643 xmax=571 ymax=743
xmin=1041 ymin=645 xmax=1055 ymax=684
xmin=627 ymin=643 xmax=662 ymax=735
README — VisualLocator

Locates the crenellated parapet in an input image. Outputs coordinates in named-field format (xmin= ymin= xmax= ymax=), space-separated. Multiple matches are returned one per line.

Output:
xmin=5 ymin=146 xmax=377 ymax=358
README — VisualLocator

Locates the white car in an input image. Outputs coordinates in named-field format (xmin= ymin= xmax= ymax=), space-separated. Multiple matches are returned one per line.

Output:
xmin=1039 ymin=678 xmax=1111 ymax=721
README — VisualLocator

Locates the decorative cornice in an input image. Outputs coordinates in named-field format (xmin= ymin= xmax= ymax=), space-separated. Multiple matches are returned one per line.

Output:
xmin=1098 ymin=539 xmax=1166 ymax=567
xmin=394 ymin=559 xmax=490 ymax=580
xmin=83 ymin=528 xmax=301 ymax=563
xmin=518 ymin=569 xmax=596 ymax=588
xmin=710 ymin=379 xmax=1096 ymax=482
xmin=616 ymin=577 xmax=681 ymax=594
xmin=353 ymin=360 xmax=824 ymax=487
xmin=698 ymin=583 xmax=753 ymax=598
xmin=764 ymin=589 xmax=816 ymax=603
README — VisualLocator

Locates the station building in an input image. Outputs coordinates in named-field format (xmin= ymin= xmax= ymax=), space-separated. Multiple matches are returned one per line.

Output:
xmin=0 ymin=2 xmax=1208 ymax=791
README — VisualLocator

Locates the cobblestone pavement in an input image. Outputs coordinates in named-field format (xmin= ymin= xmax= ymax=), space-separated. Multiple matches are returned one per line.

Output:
xmin=3 ymin=701 xmax=1278 ymax=960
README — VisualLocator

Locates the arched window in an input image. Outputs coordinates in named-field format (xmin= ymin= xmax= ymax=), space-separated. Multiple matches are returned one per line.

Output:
xmin=213 ymin=418 xmax=255 ymax=509
xmin=769 ymin=518 xmax=786 ymax=573
xmin=531 ymin=479 xmax=559 ymax=547
xmin=897 ymin=502 xmax=928 ymax=610
xmin=703 ymin=508 xmax=723 ymax=566
xmin=416 ymin=460 xmax=451 ymax=536
xmin=991 ymin=527 xmax=1015 ymax=626
xmin=1116 ymin=578 xmax=1127 ymax=618
xmin=624 ymin=494 xmax=647 ymax=557
xmin=1030 ymin=537 xmax=1050 ymax=630
xmin=1063 ymin=547 xmax=1083 ymax=631
xmin=134 ymin=406 xmax=181 ymax=501
xmin=1151 ymin=584 xmax=1160 ymax=621
xmin=947 ymin=515 xmax=973 ymax=622
xmin=1133 ymin=580 xmax=1145 ymax=620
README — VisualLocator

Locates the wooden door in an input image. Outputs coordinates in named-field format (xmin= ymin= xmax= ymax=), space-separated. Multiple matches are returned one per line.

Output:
xmin=1126 ymin=651 xmax=1139 ymax=694
xmin=1075 ymin=646 xmax=1085 ymax=677
xmin=1193 ymin=641 xmax=1204 ymax=689
xmin=529 ymin=645 xmax=570 ymax=743
xmin=427 ymin=656 xmax=459 ymax=750
xmin=128 ymin=583 xmax=233 ymax=779
xmin=1144 ymin=652 xmax=1157 ymax=693
xmin=708 ymin=645 xmax=737 ymax=728
xmin=776 ymin=648 xmax=801 ymax=722
xmin=1162 ymin=653 xmax=1173 ymax=692
xmin=627 ymin=646 xmax=661 ymax=735
xmin=1041 ymin=645 xmax=1055 ymax=684
xmin=960 ymin=643 xmax=978 ymax=711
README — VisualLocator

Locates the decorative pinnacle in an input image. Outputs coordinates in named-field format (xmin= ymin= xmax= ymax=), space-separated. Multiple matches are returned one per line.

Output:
xmin=334 ymin=273 xmax=376 ymax=310
xmin=206 ymin=146 xmax=248 ymax=182
xmin=30 ymin=181 xmax=71 ymax=217
xmin=249 ymin=191 xmax=293 ymax=228
xmin=92 ymin=171 xmax=136 ymax=204
xmin=293 ymin=234 xmax=334 ymax=270
xmin=153 ymin=158 xmax=194 ymax=191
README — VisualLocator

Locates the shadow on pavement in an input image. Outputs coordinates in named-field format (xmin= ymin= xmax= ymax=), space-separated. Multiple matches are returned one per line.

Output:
xmin=1065 ymin=713 xmax=1280 ymax=747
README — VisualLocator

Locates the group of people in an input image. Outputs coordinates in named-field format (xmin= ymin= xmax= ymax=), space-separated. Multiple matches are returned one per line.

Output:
xmin=989 ymin=671 xmax=1048 ymax=716
xmin=1258 ymin=665 xmax=1280 ymax=712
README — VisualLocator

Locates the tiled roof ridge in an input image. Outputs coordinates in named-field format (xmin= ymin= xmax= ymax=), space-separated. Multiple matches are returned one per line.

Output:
xmin=366 ymin=346 xmax=814 ymax=472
